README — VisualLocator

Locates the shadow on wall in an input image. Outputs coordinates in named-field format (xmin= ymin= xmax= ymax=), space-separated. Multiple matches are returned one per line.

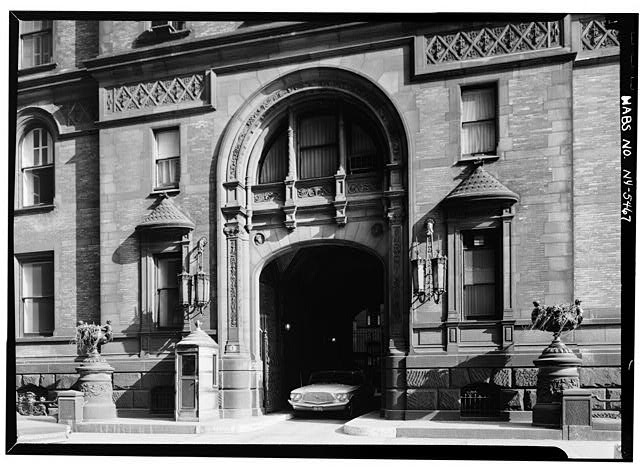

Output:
xmin=207 ymin=125 xmax=221 ymax=333
xmin=74 ymin=21 xmax=99 ymax=68
xmin=66 ymin=138 xmax=101 ymax=326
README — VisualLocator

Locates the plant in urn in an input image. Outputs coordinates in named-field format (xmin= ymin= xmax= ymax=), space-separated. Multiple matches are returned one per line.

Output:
xmin=530 ymin=299 xmax=584 ymax=427
xmin=74 ymin=321 xmax=117 ymax=420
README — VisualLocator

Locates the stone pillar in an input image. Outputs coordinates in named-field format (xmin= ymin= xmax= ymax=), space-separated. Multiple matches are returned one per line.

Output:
xmin=384 ymin=200 xmax=407 ymax=419
xmin=532 ymin=336 xmax=582 ymax=428
xmin=334 ymin=108 xmax=347 ymax=225
xmin=76 ymin=359 xmax=116 ymax=420
xmin=219 ymin=218 xmax=261 ymax=418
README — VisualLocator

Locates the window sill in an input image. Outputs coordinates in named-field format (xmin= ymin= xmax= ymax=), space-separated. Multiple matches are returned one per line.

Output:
xmin=149 ymin=188 xmax=180 ymax=197
xmin=18 ymin=62 xmax=58 ymax=77
xmin=456 ymin=155 xmax=500 ymax=166
xmin=16 ymin=335 xmax=67 ymax=343
xmin=14 ymin=204 xmax=55 ymax=215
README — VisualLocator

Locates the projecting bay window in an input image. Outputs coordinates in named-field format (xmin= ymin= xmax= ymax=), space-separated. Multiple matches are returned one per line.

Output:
xmin=462 ymin=229 xmax=498 ymax=319
xmin=155 ymin=254 xmax=182 ymax=328
xmin=18 ymin=253 xmax=54 ymax=337
xmin=21 ymin=127 xmax=54 ymax=207
xmin=461 ymin=86 xmax=497 ymax=157
xmin=154 ymin=128 xmax=180 ymax=190
xmin=20 ymin=20 xmax=53 ymax=69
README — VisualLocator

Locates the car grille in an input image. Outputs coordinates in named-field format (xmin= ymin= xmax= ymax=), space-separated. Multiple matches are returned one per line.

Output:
xmin=302 ymin=392 xmax=334 ymax=404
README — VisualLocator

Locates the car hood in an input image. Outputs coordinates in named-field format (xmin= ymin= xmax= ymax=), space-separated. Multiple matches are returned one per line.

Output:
xmin=291 ymin=383 xmax=359 ymax=394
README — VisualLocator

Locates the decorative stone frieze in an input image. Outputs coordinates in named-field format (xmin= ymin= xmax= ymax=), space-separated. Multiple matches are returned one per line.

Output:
xmin=580 ymin=19 xmax=620 ymax=51
xmin=297 ymin=185 xmax=331 ymax=198
xmin=347 ymin=180 xmax=382 ymax=194
xmin=105 ymin=73 xmax=205 ymax=113
xmin=424 ymin=21 xmax=561 ymax=65
xmin=253 ymin=191 xmax=283 ymax=203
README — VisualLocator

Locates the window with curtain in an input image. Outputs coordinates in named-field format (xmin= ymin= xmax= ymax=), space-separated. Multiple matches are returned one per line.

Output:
xmin=20 ymin=254 xmax=54 ymax=336
xmin=257 ymin=104 xmax=383 ymax=184
xmin=461 ymin=86 xmax=496 ymax=156
xmin=259 ymin=128 xmax=288 ymax=183
xmin=154 ymin=128 xmax=180 ymax=190
xmin=155 ymin=254 xmax=182 ymax=328
xmin=298 ymin=114 xmax=338 ymax=179
xmin=462 ymin=229 xmax=498 ymax=319
xmin=347 ymin=121 xmax=378 ymax=174
xmin=20 ymin=20 xmax=53 ymax=68
xmin=21 ymin=127 xmax=54 ymax=206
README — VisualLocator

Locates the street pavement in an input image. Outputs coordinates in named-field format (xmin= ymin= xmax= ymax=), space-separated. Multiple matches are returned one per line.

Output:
xmin=59 ymin=415 xmax=620 ymax=459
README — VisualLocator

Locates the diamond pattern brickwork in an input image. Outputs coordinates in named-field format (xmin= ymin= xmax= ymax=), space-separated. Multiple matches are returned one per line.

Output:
xmin=424 ymin=21 xmax=561 ymax=65
xmin=580 ymin=20 xmax=619 ymax=51
xmin=105 ymin=73 xmax=204 ymax=113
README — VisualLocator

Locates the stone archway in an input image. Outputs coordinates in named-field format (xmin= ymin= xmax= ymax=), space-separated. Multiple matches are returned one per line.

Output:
xmin=215 ymin=67 xmax=410 ymax=418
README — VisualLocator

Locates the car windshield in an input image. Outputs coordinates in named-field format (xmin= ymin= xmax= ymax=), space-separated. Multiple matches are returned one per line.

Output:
xmin=308 ymin=371 xmax=363 ymax=385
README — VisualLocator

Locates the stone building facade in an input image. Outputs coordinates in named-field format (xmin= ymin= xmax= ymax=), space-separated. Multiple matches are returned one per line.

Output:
xmin=13 ymin=16 xmax=622 ymax=419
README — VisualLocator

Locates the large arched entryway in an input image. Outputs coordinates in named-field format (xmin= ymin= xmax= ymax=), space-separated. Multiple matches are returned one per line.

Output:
xmin=216 ymin=67 xmax=410 ymax=418
xmin=259 ymin=244 xmax=384 ymax=413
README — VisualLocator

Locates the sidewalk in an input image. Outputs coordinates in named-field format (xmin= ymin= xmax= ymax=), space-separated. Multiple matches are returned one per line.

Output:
xmin=16 ymin=414 xmax=71 ymax=443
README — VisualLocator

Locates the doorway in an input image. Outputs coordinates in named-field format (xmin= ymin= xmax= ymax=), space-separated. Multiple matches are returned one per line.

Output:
xmin=259 ymin=244 xmax=385 ymax=413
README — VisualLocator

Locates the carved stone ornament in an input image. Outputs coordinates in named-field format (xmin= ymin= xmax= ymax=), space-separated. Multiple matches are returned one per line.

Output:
xmin=228 ymin=237 xmax=238 ymax=328
xmin=56 ymin=100 xmax=96 ymax=127
xmin=254 ymin=191 xmax=283 ymax=203
xmin=347 ymin=181 xmax=382 ymax=194
xmin=425 ymin=21 xmax=561 ymax=65
xmin=297 ymin=185 xmax=331 ymax=198
xmin=105 ymin=73 xmax=204 ymax=113
xmin=581 ymin=19 xmax=620 ymax=50
xmin=254 ymin=233 xmax=265 ymax=245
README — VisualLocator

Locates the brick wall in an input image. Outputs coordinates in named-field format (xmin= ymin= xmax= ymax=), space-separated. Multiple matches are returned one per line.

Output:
xmin=572 ymin=62 xmax=621 ymax=318
xmin=14 ymin=132 xmax=100 ymax=337
xmin=54 ymin=20 xmax=99 ymax=69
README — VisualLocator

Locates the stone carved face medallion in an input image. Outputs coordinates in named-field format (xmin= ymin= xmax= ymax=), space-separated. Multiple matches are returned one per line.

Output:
xmin=254 ymin=233 xmax=265 ymax=246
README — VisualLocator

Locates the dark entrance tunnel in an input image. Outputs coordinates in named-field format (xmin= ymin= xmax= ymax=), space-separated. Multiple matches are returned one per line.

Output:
xmin=259 ymin=245 xmax=384 ymax=413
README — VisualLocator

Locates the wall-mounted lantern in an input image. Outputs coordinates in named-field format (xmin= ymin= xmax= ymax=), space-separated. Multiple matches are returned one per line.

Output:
xmin=179 ymin=236 xmax=211 ymax=328
xmin=411 ymin=218 xmax=447 ymax=304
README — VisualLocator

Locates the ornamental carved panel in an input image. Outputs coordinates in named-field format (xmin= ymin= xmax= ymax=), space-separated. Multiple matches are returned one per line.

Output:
xmin=254 ymin=191 xmax=284 ymax=203
xmin=297 ymin=185 xmax=332 ymax=198
xmin=536 ymin=376 xmax=580 ymax=403
xmin=580 ymin=20 xmax=620 ymax=50
xmin=79 ymin=382 xmax=113 ymax=399
xmin=424 ymin=21 xmax=561 ymax=65
xmin=56 ymin=100 xmax=97 ymax=127
xmin=347 ymin=181 xmax=382 ymax=194
xmin=105 ymin=73 xmax=205 ymax=113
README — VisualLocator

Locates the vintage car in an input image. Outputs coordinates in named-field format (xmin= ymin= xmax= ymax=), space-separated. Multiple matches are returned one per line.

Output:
xmin=288 ymin=370 xmax=372 ymax=418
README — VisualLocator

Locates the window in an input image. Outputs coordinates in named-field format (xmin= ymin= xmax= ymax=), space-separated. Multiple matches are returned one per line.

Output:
xmin=20 ymin=21 xmax=53 ymax=68
xmin=151 ymin=21 xmax=186 ymax=31
xmin=155 ymin=254 xmax=182 ymax=328
xmin=461 ymin=86 xmax=496 ymax=156
xmin=257 ymin=104 xmax=382 ymax=184
xmin=20 ymin=127 xmax=54 ymax=206
xmin=462 ymin=229 xmax=498 ymax=319
xmin=19 ymin=254 xmax=54 ymax=336
xmin=154 ymin=128 xmax=180 ymax=190
xmin=298 ymin=113 xmax=338 ymax=179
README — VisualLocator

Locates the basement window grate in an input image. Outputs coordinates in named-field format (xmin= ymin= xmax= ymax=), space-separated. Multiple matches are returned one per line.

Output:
xmin=460 ymin=383 xmax=499 ymax=419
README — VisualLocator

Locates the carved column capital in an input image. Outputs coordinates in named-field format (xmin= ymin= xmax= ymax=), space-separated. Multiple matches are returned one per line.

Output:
xmin=223 ymin=223 xmax=240 ymax=239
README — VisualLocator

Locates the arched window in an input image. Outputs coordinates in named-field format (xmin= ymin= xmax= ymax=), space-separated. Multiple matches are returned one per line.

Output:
xmin=20 ymin=126 xmax=54 ymax=207
xmin=257 ymin=103 xmax=382 ymax=184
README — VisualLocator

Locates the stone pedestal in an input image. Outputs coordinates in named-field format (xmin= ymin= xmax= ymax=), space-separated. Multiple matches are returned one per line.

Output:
xmin=76 ymin=355 xmax=117 ymax=421
xmin=532 ymin=336 xmax=582 ymax=428
xmin=57 ymin=390 xmax=84 ymax=425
